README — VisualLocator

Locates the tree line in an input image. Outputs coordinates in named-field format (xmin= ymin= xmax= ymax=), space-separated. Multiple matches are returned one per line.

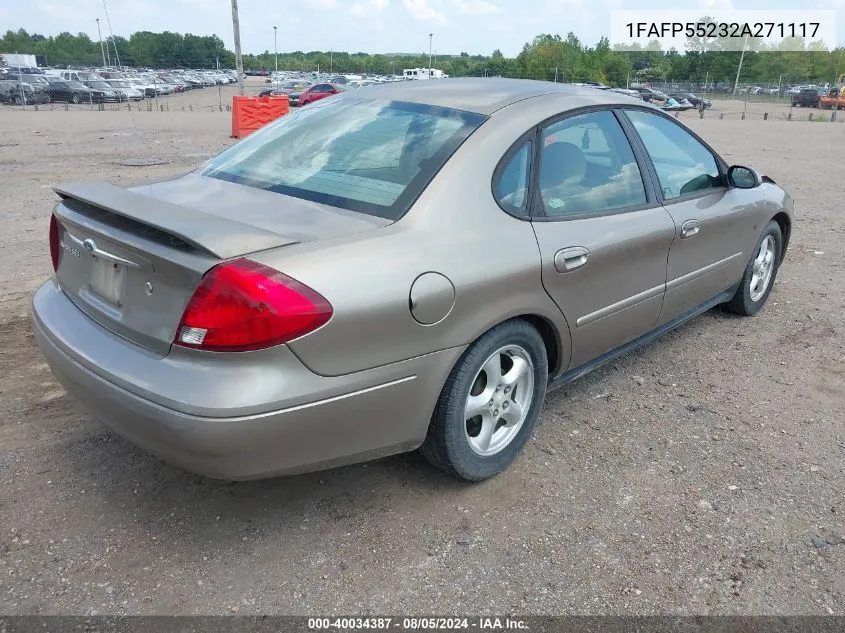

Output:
xmin=2 ymin=27 xmax=844 ymax=87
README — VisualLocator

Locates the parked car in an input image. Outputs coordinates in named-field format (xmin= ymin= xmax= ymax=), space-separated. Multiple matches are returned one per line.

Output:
xmin=106 ymin=80 xmax=144 ymax=101
xmin=19 ymin=73 xmax=52 ymax=95
xmin=43 ymin=79 xmax=94 ymax=104
xmin=32 ymin=79 xmax=794 ymax=482
xmin=792 ymin=88 xmax=821 ymax=107
xmin=297 ymin=82 xmax=347 ymax=106
xmin=82 ymin=80 xmax=120 ymax=102
xmin=608 ymin=88 xmax=643 ymax=100
xmin=632 ymin=86 xmax=665 ymax=102
xmin=669 ymin=92 xmax=711 ymax=109
xmin=259 ymin=79 xmax=312 ymax=98
xmin=127 ymin=78 xmax=158 ymax=98
xmin=52 ymin=70 xmax=103 ymax=83
xmin=0 ymin=80 xmax=47 ymax=104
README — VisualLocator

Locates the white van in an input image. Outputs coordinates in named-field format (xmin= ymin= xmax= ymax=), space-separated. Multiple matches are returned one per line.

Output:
xmin=48 ymin=70 xmax=103 ymax=83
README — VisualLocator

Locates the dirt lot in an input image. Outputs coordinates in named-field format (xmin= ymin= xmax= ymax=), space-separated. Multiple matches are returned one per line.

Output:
xmin=0 ymin=104 xmax=843 ymax=616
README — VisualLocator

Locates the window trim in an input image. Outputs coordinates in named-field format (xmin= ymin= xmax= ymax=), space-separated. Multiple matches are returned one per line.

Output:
xmin=491 ymin=129 xmax=537 ymax=220
xmin=528 ymin=105 xmax=662 ymax=223
xmin=618 ymin=106 xmax=729 ymax=205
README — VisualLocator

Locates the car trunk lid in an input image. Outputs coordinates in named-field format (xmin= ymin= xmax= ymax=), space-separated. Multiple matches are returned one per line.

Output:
xmin=51 ymin=176 xmax=390 ymax=356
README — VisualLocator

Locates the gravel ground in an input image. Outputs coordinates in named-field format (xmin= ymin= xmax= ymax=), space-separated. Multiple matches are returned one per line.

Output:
xmin=0 ymin=105 xmax=843 ymax=616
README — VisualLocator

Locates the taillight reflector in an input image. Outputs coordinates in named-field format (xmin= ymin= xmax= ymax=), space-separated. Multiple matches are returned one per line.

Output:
xmin=175 ymin=258 xmax=332 ymax=352
xmin=49 ymin=215 xmax=60 ymax=272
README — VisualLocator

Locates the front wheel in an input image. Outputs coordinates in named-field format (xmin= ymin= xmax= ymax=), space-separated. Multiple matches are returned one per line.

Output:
xmin=71 ymin=94 xmax=81 ymax=104
xmin=421 ymin=320 xmax=548 ymax=481
xmin=723 ymin=220 xmax=783 ymax=316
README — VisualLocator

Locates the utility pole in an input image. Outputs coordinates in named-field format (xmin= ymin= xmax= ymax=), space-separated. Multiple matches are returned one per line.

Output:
xmin=231 ymin=0 xmax=244 ymax=95
xmin=330 ymin=50 xmax=333 ymax=74
xmin=15 ymin=56 xmax=27 ymax=108
xmin=273 ymin=26 xmax=278 ymax=73
xmin=732 ymin=35 xmax=749 ymax=100
xmin=428 ymin=33 xmax=433 ymax=77
xmin=96 ymin=19 xmax=107 ymax=68
xmin=102 ymin=0 xmax=121 ymax=69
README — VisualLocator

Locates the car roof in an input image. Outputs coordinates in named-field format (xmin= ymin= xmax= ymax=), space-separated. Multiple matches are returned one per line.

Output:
xmin=341 ymin=78 xmax=628 ymax=115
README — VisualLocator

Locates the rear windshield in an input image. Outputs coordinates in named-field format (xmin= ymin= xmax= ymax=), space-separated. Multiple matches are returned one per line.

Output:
xmin=198 ymin=98 xmax=487 ymax=220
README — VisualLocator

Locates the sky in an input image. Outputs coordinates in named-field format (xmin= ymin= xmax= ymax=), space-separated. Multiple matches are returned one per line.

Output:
xmin=2 ymin=0 xmax=843 ymax=57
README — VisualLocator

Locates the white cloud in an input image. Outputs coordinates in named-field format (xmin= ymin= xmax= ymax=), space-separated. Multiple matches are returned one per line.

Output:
xmin=450 ymin=0 xmax=501 ymax=14
xmin=402 ymin=0 xmax=446 ymax=23
xmin=303 ymin=0 xmax=340 ymax=9
xmin=350 ymin=0 xmax=390 ymax=17
xmin=697 ymin=0 xmax=735 ymax=9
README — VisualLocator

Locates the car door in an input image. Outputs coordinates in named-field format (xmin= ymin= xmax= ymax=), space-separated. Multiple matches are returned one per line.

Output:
xmin=527 ymin=109 xmax=676 ymax=369
xmin=313 ymin=85 xmax=331 ymax=102
xmin=622 ymin=109 xmax=755 ymax=325
xmin=52 ymin=83 xmax=69 ymax=101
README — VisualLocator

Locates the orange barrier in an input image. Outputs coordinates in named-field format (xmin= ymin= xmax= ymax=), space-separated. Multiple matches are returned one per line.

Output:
xmin=231 ymin=95 xmax=290 ymax=139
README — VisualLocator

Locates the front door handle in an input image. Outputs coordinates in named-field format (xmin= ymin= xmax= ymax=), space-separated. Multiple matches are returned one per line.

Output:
xmin=681 ymin=219 xmax=701 ymax=239
xmin=554 ymin=246 xmax=590 ymax=273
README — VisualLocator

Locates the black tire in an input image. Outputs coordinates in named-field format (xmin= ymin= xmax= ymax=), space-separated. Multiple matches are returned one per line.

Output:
xmin=13 ymin=95 xmax=23 ymax=106
xmin=71 ymin=94 xmax=81 ymax=104
xmin=723 ymin=220 xmax=783 ymax=316
xmin=420 ymin=319 xmax=548 ymax=481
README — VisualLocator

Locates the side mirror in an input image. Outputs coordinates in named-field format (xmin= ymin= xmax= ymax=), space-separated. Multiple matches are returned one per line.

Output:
xmin=727 ymin=165 xmax=761 ymax=189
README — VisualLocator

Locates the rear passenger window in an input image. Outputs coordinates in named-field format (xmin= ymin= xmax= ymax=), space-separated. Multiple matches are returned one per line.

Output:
xmin=495 ymin=141 xmax=532 ymax=213
xmin=539 ymin=110 xmax=647 ymax=217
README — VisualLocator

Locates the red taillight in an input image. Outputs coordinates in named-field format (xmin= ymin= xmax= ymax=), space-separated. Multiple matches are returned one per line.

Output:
xmin=49 ymin=215 xmax=60 ymax=272
xmin=174 ymin=258 xmax=332 ymax=352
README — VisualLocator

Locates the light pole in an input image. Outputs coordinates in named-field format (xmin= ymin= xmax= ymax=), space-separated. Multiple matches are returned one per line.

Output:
xmin=428 ymin=33 xmax=433 ymax=77
xmin=391 ymin=59 xmax=395 ymax=77
xmin=732 ymin=35 xmax=749 ymax=100
xmin=95 ymin=18 xmax=107 ymax=68
xmin=330 ymin=49 xmax=333 ymax=74
xmin=231 ymin=0 xmax=244 ymax=95
xmin=273 ymin=26 xmax=277 ymax=73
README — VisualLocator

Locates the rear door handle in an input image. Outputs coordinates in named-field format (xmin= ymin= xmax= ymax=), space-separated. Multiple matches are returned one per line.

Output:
xmin=554 ymin=246 xmax=590 ymax=273
xmin=681 ymin=219 xmax=701 ymax=239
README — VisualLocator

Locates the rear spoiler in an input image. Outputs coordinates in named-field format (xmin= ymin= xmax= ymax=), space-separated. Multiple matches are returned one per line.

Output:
xmin=53 ymin=181 xmax=296 ymax=259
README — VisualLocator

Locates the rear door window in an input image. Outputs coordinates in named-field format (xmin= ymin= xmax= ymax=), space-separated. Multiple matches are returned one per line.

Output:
xmin=538 ymin=110 xmax=647 ymax=217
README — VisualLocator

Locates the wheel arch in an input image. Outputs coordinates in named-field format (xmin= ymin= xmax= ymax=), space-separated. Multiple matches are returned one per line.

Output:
xmin=518 ymin=314 xmax=565 ymax=377
xmin=772 ymin=211 xmax=791 ymax=260
xmin=456 ymin=313 xmax=569 ymax=379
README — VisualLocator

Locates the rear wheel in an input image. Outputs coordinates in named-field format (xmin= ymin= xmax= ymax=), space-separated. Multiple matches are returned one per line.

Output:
xmin=421 ymin=320 xmax=548 ymax=481
xmin=13 ymin=95 xmax=23 ymax=106
xmin=723 ymin=220 xmax=783 ymax=316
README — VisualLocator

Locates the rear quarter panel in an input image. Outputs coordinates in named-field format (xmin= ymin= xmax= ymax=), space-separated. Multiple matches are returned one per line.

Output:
xmin=249 ymin=100 xmax=581 ymax=378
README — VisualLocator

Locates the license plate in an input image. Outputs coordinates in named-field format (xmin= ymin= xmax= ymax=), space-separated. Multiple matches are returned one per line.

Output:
xmin=89 ymin=258 xmax=126 ymax=306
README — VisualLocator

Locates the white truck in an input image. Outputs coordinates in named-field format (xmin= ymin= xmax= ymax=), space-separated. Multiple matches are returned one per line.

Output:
xmin=403 ymin=67 xmax=447 ymax=80
xmin=0 ymin=53 xmax=38 ymax=68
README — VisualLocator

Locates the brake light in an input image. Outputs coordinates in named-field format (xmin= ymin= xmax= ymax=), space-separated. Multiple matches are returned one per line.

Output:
xmin=175 ymin=258 xmax=332 ymax=352
xmin=49 ymin=215 xmax=59 ymax=272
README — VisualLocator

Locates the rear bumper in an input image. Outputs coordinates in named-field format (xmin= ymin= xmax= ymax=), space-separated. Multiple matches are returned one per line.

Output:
xmin=32 ymin=281 xmax=464 ymax=480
